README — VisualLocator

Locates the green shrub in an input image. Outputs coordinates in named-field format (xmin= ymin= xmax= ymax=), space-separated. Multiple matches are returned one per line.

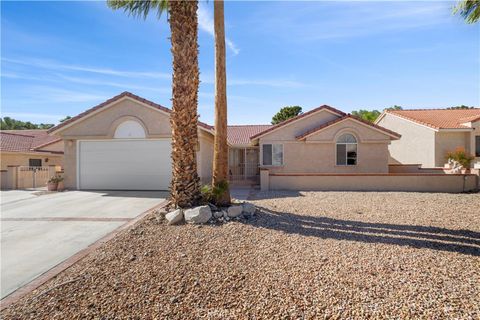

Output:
xmin=200 ymin=180 xmax=230 ymax=205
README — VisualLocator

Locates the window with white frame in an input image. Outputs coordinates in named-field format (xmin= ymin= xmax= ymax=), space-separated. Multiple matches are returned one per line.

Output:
xmin=262 ymin=144 xmax=283 ymax=166
xmin=336 ymin=133 xmax=357 ymax=166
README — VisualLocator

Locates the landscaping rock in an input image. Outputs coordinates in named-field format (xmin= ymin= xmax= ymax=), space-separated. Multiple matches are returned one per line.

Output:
xmin=184 ymin=206 xmax=212 ymax=224
xmin=213 ymin=210 xmax=224 ymax=219
xmin=227 ymin=205 xmax=243 ymax=218
xmin=242 ymin=203 xmax=256 ymax=215
xmin=165 ymin=209 xmax=183 ymax=225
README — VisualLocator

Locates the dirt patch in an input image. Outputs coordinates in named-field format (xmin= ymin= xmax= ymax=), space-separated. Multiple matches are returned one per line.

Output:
xmin=2 ymin=191 xmax=479 ymax=319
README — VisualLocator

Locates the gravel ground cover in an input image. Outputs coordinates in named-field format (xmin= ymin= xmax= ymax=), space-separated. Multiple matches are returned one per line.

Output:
xmin=2 ymin=191 xmax=479 ymax=319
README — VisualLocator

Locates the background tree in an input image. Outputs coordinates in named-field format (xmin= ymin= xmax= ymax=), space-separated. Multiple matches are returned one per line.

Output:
xmin=454 ymin=0 xmax=480 ymax=23
xmin=108 ymin=0 xmax=202 ymax=208
xmin=351 ymin=109 xmax=381 ymax=123
xmin=59 ymin=116 xmax=72 ymax=122
xmin=384 ymin=105 xmax=403 ymax=111
xmin=271 ymin=106 xmax=303 ymax=124
xmin=212 ymin=0 xmax=230 ymax=205
xmin=447 ymin=105 xmax=475 ymax=109
xmin=0 ymin=117 xmax=54 ymax=130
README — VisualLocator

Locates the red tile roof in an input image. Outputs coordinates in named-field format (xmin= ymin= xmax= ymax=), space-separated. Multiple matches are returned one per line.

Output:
xmin=48 ymin=91 xmax=213 ymax=134
xmin=385 ymin=109 xmax=480 ymax=130
xmin=227 ymin=125 xmax=273 ymax=146
xmin=250 ymin=105 xmax=346 ymax=140
xmin=296 ymin=115 xmax=401 ymax=140
xmin=0 ymin=130 xmax=62 ymax=153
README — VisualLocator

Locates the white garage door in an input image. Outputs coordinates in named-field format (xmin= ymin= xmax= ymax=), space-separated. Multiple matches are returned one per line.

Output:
xmin=78 ymin=140 xmax=171 ymax=190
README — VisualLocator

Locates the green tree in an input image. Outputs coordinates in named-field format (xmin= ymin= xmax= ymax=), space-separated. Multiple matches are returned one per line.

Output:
xmin=108 ymin=0 xmax=201 ymax=208
xmin=454 ymin=0 xmax=480 ymax=23
xmin=384 ymin=105 xmax=403 ymax=111
xmin=0 ymin=117 xmax=54 ymax=130
xmin=59 ymin=116 xmax=72 ymax=122
xmin=447 ymin=105 xmax=475 ymax=110
xmin=351 ymin=109 xmax=381 ymax=123
xmin=271 ymin=106 xmax=303 ymax=124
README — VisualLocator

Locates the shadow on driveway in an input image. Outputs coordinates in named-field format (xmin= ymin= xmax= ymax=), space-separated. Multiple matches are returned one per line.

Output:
xmin=85 ymin=190 xmax=170 ymax=199
xmin=244 ymin=206 xmax=480 ymax=257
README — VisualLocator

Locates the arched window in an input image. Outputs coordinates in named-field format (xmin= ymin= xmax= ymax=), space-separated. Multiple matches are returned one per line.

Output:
xmin=336 ymin=133 xmax=357 ymax=166
xmin=114 ymin=120 xmax=146 ymax=139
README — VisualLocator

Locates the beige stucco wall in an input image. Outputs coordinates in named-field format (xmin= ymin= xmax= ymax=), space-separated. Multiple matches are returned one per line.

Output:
xmin=57 ymin=97 xmax=215 ymax=189
xmin=59 ymin=98 xmax=172 ymax=139
xmin=434 ymin=131 xmax=470 ymax=167
xmin=260 ymin=109 xmax=340 ymax=141
xmin=469 ymin=121 xmax=480 ymax=166
xmin=376 ymin=113 xmax=436 ymax=166
xmin=266 ymin=173 xmax=478 ymax=193
xmin=259 ymin=118 xmax=392 ymax=174
xmin=0 ymin=152 xmax=63 ymax=170
xmin=62 ymin=139 xmax=77 ymax=189
xmin=197 ymin=131 xmax=214 ymax=185
xmin=38 ymin=140 xmax=64 ymax=153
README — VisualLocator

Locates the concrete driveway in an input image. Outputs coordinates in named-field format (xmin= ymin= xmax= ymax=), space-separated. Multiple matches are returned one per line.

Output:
xmin=1 ymin=190 xmax=167 ymax=299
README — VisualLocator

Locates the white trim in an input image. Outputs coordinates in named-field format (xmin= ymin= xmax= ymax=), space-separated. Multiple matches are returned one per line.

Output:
xmin=301 ymin=117 xmax=400 ymax=140
xmin=76 ymin=138 xmax=171 ymax=190
xmin=252 ymin=108 xmax=344 ymax=141
xmin=437 ymin=128 xmax=474 ymax=132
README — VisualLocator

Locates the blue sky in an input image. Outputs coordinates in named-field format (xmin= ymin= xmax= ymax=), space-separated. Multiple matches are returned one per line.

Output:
xmin=1 ymin=1 xmax=479 ymax=125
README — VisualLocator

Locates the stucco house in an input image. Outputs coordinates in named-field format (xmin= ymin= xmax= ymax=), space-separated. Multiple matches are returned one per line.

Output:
xmin=46 ymin=91 xmax=443 ymax=192
xmin=8 ymin=91 xmax=473 ymax=193
xmin=375 ymin=109 xmax=480 ymax=168
xmin=0 ymin=130 xmax=64 ymax=170
xmin=0 ymin=130 xmax=64 ymax=189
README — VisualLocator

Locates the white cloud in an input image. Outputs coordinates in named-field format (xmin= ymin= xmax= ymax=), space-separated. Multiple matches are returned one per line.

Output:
xmin=2 ymin=57 xmax=171 ymax=79
xmin=197 ymin=3 xmax=240 ymax=55
xmin=201 ymin=73 xmax=305 ymax=88
xmin=250 ymin=1 xmax=453 ymax=42
xmin=0 ymin=112 xmax=66 ymax=123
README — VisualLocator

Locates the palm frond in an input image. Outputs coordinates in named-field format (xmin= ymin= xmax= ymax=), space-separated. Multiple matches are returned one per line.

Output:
xmin=453 ymin=0 xmax=480 ymax=24
xmin=107 ymin=0 xmax=169 ymax=19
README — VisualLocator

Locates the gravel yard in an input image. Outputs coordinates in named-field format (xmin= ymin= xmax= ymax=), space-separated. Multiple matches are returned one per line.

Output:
xmin=2 ymin=191 xmax=479 ymax=319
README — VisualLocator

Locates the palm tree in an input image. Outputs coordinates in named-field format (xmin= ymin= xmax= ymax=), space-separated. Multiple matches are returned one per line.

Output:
xmin=454 ymin=0 xmax=480 ymax=23
xmin=108 ymin=0 xmax=201 ymax=208
xmin=212 ymin=0 xmax=231 ymax=205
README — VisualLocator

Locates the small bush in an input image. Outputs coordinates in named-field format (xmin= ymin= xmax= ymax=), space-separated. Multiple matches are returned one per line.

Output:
xmin=200 ymin=180 xmax=230 ymax=205
xmin=446 ymin=147 xmax=475 ymax=169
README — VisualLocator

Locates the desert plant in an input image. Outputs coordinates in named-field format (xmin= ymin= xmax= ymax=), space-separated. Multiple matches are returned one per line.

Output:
xmin=200 ymin=180 xmax=230 ymax=205
xmin=446 ymin=147 xmax=475 ymax=169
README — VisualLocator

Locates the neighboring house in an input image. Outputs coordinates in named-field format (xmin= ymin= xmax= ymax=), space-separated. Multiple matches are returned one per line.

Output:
xmin=375 ymin=109 xmax=480 ymax=168
xmin=0 ymin=130 xmax=64 ymax=189
xmin=0 ymin=130 xmax=64 ymax=170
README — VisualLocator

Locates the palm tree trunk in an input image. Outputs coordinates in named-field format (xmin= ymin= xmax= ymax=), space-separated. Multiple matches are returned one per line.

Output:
xmin=169 ymin=0 xmax=201 ymax=208
xmin=212 ymin=0 xmax=231 ymax=205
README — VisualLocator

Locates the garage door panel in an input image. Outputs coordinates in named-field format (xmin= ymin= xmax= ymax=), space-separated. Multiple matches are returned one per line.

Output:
xmin=79 ymin=140 xmax=171 ymax=190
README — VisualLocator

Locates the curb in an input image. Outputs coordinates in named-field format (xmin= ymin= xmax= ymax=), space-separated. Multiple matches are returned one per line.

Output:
xmin=0 ymin=200 xmax=168 ymax=311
